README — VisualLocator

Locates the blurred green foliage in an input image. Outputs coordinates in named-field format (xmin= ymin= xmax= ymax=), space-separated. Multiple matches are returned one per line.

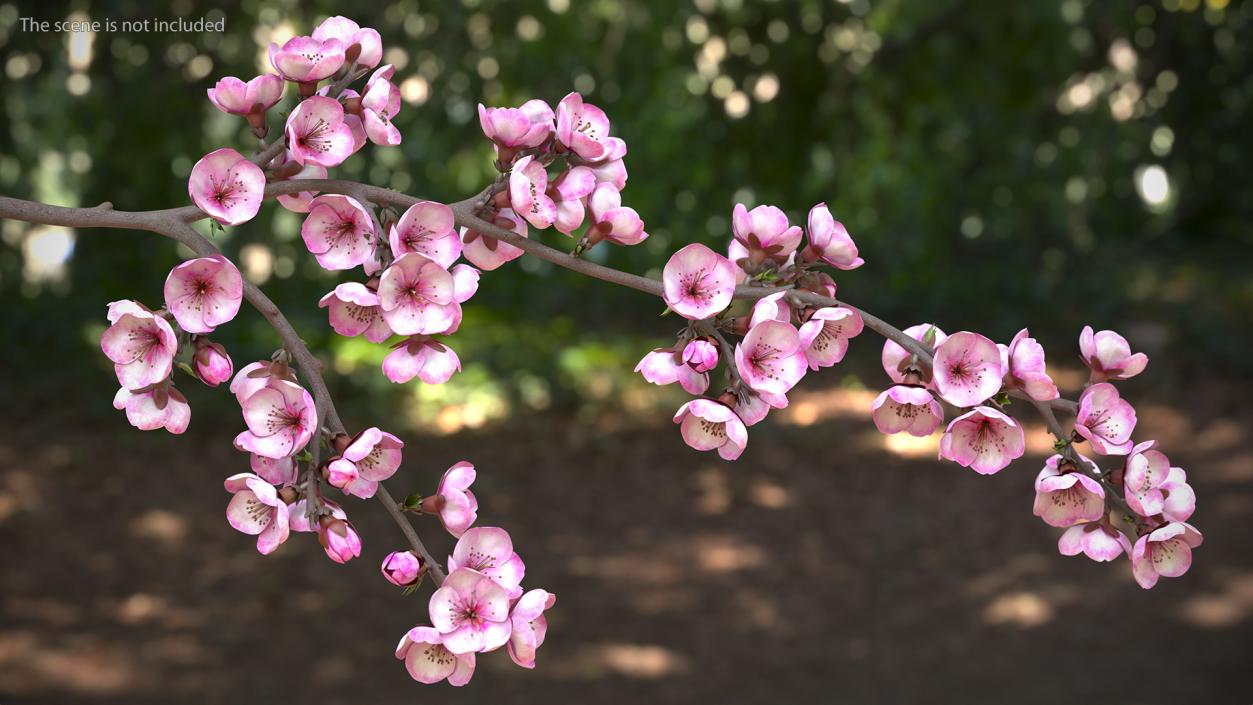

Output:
xmin=1 ymin=0 xmax=1250 ymax=421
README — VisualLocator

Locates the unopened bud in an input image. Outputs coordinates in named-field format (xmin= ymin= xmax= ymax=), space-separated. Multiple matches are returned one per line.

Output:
xmin=380 ymin=550 xmax=426 ymax=587
xmin=418 ymin=494 xmax=446 ymax=515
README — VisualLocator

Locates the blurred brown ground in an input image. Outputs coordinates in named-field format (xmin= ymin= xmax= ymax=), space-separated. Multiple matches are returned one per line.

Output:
xmin=2 ymin=371 xmax=1251 ymax=704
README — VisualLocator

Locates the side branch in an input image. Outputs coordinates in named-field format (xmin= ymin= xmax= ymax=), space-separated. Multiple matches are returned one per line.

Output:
xmin=0 ymin=193 xmax=447 ymax=584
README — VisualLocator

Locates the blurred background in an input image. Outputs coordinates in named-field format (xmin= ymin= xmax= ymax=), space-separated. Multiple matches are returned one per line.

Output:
xmin=1 ymin=0 xmax=1251 ymax=702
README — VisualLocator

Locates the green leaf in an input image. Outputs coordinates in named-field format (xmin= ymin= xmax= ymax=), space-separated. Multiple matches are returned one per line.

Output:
xmin=403 ymin=493 xmax=423 ymax=510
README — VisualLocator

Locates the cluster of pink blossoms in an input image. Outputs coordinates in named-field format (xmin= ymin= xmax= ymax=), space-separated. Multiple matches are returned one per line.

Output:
xmin=89 ymin=10 xmax=1205 ymax=689
xmin=637 ymin=201 xmax=864 ymax=460
xmin=633 ymin=201 xmax=1198 ymax=589
xmin=94 ymin=16 xmax=557 ymax=687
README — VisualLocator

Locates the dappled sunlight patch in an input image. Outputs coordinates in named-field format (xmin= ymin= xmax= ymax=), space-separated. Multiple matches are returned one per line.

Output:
xmin=115 ymin=593 xmax=167 ymax=626
xmin=982 ymin=590 xmax=1055 ymax=628
xmin=595 ymin=643 xmax=689 ymax=679
xmin=127 ymin=509 xmax=188 ymax=547
xmin=539 ymin=642 xmax=689 ymax=680
xmin=749 ymin=478 xmax=792 ymax=508
xmin=880 ymin=430 xmax=940 ymax=458
xmin=0 ymin=630 xmax=139 ymax=696
xmin=695 ymin=534 xmax=765 ymax=573
xmin=1177 ymin=571 xmax=1253 ymax=628
xmin=776 ymin=386 xmax=878 ymax=427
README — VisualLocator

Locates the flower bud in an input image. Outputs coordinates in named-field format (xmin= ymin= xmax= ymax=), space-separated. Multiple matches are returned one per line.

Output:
xmin=381 ymin=550 xmax=426 ymax=586
xmin=418 ymin=494 xmax=446 ymax=515
xmin=318 ymin=516 xmax=362 ymax=564
xmin=324 ymin=458 xmax=359 ymax=489
xmin=682 ymin=339 xmax=719 ymax=374
xmin=194 ymin=340 xmax=234 ymax=387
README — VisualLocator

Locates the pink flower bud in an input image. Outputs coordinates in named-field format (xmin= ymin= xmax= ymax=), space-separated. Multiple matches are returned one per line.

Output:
xmin=381 ymin=550 xmax=426 ymax=586
xmin=682 ymin=339 xmax=719 ymax=373
xmin=318 ymin=516 xmax=362 ymax=564
xmin=193 ymin=340 xmax=234 ymax=387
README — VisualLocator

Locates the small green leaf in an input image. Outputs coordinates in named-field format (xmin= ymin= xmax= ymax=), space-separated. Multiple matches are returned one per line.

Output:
xmin=922 ymin=325 xmax=938 ymax=347
xmin=659 ymin=306 xmax=672 ymax=317
xmin=403 ymin=493 xmax=423 ymax=510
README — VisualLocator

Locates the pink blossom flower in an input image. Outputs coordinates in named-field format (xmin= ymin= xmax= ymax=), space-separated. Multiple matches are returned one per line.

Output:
xmin=389 ymin=201 xmax=460 ymax=268
xmin=318 ymin=515 xmax=363 ymax=564
xmin=224 ymin=472 xmax=290 ymax=555
xmin=932 ymin=331 xmax=1004 ymax=407
xmin=1123 ymin=442 xmax=1196 ymax=522
xmin=1079 ymin=325 xmax=1148 ymax=383
xmin=805 ymin=203 xmax=863 ymax=269
xmin=378 ymin=253 xmax=458 ymax=336
xmin=1032 ymin=454 xmax=1106 ymax=527
xmin=748 ymin=291 xmax=792 ymax=328
xmin=325 ymin=427 xmax=404 ymax=499
xmin=381 ymin=550 xmax=426 ymax=587
xmin=318 ymin=282 xmax=392 ymax=342
xmin=100 ymin=304 xmax=177 ymax=390
xmin=112 ymin=386 xmax=191 ymax=434
xmin=1058 ymin=522 xmax=1131 ymax=562
xmin=312 ymin=15 xmax=382 ymax=69
xmin=163 ymin=254 xmax=244 ymax=334
xmin=285 ymin=96 xmax=355 ymax=167
xmin=735 ymin=320 xmax=807 ymax=395
xmin=999 ymin=328 xmax=1059 ymax=402
xmin=635 ymin=348 xmax=708 ymax=395
xmin=461 ymin=208 xmax=528 ymax=271
xmin=881 ymin=323 xmax=947 ymax=384
xmin=673 ymin=398 xmax=748 ymax=460
xmin=188 ymin=148 xmax=265 ymax=226
xmin=555 ymin=92 xmax=611 ymax=161
xmin=509 ymin=155 xmax=557 ymax=229
xmin=1131 ymin=522 xmax=1203 ymax=589
xmin=798 ymin=306 xmax=863 ymax=370
xmin=300 ymin=194 xmax=375 ymax=270
xmin=207 ymin=74 xmax=284 ymax=117
xmin=662 ymin=244 xmax=737 ymax=320
xmin=1123 ymin=440 xmax=1170 ymax=516
xmin=586 ymin=183 xmax=647 ymax=246
xmin=1074 ymin=382 xmax=1137 ymax=455
xmin=272 ymin=157 xmax=328 ymax=213
xmin=268 ymin=35 xmax=345 ymax=84
xmin=870 ymin=385 xmax=943 ymax=437
xmin=448 ymin=527 xmax=526 ymax=599
xmin=250 ymin=453 xmax=297 ymax=486
xmin=508 ymin=589 xmax=556 ymax=669
xmin=734 ymin=390 xmax=788 ymax=427
xmin=939 ymin=406 xmax=1026 ymax=475
xmin=732 ymin=203 xmax=803 ymax=264
xmin=193 ymin=340 xmax=233 ymax=387
xmin=331 ymin=88 xmax=369 ymax=153
xmin=682 ymin=339 xmax=719 ymax=374
xmin=229 ymin=360 xmax=297 ymax=406
xmin=361 ymin=65 xmax=402 ymax=146
xmin=551 ymin=166 xmax=597 ymax=235
xmin=427 ymin=461 xmax=478 ymax=538
xmin=396 ymin=626 xmax=475 ymax=686
xmin=428 ymin=567 xmax=513 ymax=654
xmin=383 ymin=336 xmax=461 ymax=384
xmin=478 ymin=99 xmax=554 ymax=151
xmin=589 ymin=137 xmax=628 ymax=189
xmin=236 ymin=379 xmax=317 ymax=459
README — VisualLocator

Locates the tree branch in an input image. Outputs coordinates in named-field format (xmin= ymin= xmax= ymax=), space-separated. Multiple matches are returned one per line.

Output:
xmin=0 ymin=174 xmax=1096 ymax=582
xmin=0 ymin=193 xmax=446 ymax=585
